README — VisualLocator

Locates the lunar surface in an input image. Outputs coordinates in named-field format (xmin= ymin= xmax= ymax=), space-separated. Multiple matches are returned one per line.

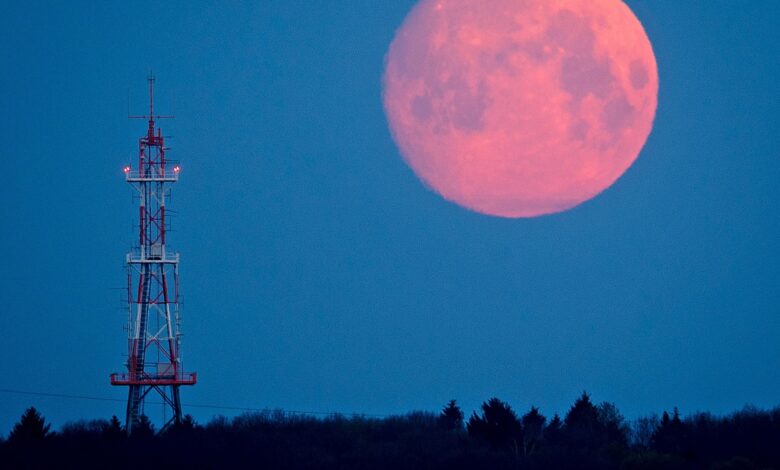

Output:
xmin=383 ymin=0 xmax=658 ymax=217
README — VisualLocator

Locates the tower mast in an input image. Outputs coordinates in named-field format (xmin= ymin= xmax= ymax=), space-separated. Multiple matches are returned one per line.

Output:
xmin=111 ymin=75 xmax=196 ymax=434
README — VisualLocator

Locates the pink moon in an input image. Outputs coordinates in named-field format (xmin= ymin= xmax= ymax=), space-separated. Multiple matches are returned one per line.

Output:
xmin=382 ymin=0 xmax=658 ymax=218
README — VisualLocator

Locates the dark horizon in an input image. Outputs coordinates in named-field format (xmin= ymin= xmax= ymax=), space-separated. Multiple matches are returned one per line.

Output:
xmin=4 ymin=393 xmax=780 ymax=469
xmin=1 ymin=0 xmax=779 ymax=440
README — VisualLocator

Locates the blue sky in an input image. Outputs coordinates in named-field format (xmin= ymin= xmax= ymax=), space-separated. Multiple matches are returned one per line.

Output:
xmin=0 ymin=0 xmax=778 ymax=433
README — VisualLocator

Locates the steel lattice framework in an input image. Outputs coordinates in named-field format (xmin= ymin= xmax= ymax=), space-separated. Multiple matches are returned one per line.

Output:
xmin=111 ymin=76 xmax=196 ymax=434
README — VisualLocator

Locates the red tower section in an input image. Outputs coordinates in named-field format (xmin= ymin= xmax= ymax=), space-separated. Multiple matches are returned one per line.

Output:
xmin=111 ymin=76 xmax=196 ymax=434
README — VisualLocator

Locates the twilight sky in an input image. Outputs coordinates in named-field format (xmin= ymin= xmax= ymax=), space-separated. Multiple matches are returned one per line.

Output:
xmin=0 ymin=0 xmax=778 ymax=433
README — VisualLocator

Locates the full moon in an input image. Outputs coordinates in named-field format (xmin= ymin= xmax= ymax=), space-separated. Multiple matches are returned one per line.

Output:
xmin=383 ymin=0 xmax=658 ymax=217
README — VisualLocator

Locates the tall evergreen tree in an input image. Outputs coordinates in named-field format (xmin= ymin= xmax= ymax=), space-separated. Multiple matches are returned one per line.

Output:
xmin=8 ymin=407 xmax=51 ymax=444
xmin=563 ymin=392 xmax=604 ymax=450
xmin=439 ymin=399 xmax=464 ymax=431
xmin=521 ymin=406 xmax=546 ymax=456
xmin=652 ymin=407 xmax=686 ymax=455
xmin=105 ymin=415 xmax=124 ymax=438
xmin=564 ymin=392 xmax=600 ymax=432
xmin=545 ymin=413 xmax=563 ymax=445
xmin=467 ymin=398 xmax=522 ymax=452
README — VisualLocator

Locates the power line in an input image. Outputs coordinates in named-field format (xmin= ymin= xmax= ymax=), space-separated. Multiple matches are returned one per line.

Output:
xmin=0 ymin=388 xmax=388 ymax=418
xmin=0 ymin=389 xmax=124 ymax=404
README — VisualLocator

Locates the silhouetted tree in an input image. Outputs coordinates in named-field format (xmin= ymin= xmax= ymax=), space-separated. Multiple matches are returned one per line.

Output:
xmin=181 ymin=414 xmax=198 ymax=430
xmin=467 ymin=398 xmax=522 ymax=453
xmin=165 ymin=414 xmax=199 ymax=437
xmin=130 ymin=414 xmax=155 ymax=439
xmin=521 ymin=406 xmax=545 ymax=456
xmin=106 ymin=415 xmax=123 ymax=438
xmin=439 ymin=400 xmax=464 ymax=431
xmin=598 ymin=401 xmax=629 ymax=447
xmin=8 ymin=407 xmax=50 ymax=444
xmin=561 ymin=391 xmax=630 ymax=466
xmin=631 ymin=415 xmax=659 ymax=449
xmin=564 ymin=391 xmax=601 ymax=447
xmin=652 ymin=408 xmax=686 ymax=455
xmin=545 ymin=413 xmax=563 ymax=445
xmin=596 ymin=401 xmax=630 ymax=465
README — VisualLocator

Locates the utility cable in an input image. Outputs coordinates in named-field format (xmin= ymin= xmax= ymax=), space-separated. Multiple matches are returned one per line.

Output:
xmin=0 ymin=388 xmax=388 ymax=418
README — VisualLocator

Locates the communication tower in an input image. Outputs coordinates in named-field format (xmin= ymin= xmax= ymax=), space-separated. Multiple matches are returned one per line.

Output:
xmin=111 ymin=75 xmax=196 ymax=433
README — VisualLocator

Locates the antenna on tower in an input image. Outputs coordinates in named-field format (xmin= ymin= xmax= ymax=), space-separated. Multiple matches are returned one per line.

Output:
xmin=148 ymin=72 xmax=154 ymax=121
xmin=129 ymin=72 xmax=174 ymax=138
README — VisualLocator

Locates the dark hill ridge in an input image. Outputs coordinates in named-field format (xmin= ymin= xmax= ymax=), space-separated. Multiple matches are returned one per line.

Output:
xmin=2 ymin=394 xmax=779 ymax=469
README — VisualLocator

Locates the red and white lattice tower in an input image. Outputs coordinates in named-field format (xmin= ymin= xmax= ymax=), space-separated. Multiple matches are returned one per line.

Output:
xmin=111 ymin=75 xmax=196 ymax=434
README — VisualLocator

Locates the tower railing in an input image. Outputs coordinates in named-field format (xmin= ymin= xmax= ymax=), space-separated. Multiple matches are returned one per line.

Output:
xmin=126 ymin=251 xmax=180 ymax=264
xmin=110 ymin=372 xmax=197 ymax=386
xmin=124 ymin=170 xmax=180 ymax=182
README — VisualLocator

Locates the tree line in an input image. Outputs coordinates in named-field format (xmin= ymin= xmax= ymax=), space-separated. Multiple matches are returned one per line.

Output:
xmin=2 ymin=392 xmax=779 ymax=469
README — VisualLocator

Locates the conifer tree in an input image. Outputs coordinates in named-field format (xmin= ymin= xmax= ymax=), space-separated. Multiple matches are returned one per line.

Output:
xmin=521 ymin=406 xmax=546 ymax=456
xmin=8 ymin=407 xmax=51 ymax=444
xmin=467 ymin=398 xmax=522 ymax=452
xmin=439 ymin=400 xmax=464 ymax=431
xmin=106 ymin=415 xmax=123 ymax=438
